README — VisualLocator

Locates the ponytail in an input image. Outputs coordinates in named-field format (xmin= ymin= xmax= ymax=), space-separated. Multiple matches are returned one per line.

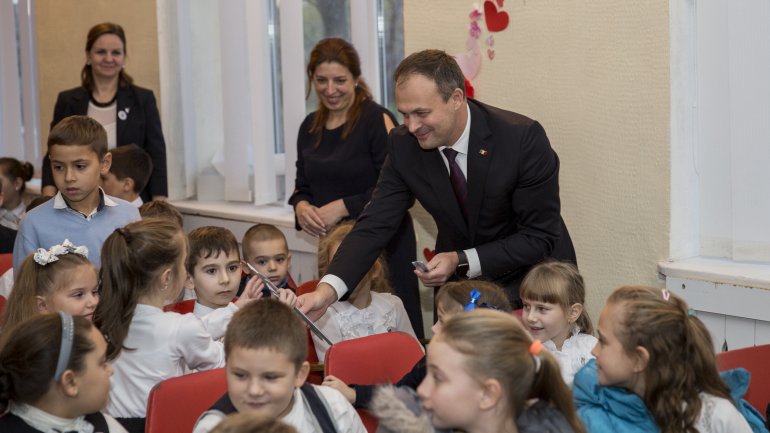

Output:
xmin=440 ymin=310 xmax=585 ymax=433
xmin=94 ymin=218 xmax=186 ymax=360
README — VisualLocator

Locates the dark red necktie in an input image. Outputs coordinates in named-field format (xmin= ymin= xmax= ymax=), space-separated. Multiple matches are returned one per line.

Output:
xmin=442 ymin=148 xmax=468 ymax=219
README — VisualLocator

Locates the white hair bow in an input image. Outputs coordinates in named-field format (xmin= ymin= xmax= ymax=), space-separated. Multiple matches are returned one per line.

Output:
xmin=33 ymin=239 xmax=89 ymax=266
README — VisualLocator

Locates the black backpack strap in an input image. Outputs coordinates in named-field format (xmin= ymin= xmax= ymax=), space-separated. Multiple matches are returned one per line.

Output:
xmin=300 ymin=383 xmax=337 ymax=433
xmin=84 ymin=412 xmax=109 ymax=432
xmin=209 ymin=392 xmax=238 ymax=414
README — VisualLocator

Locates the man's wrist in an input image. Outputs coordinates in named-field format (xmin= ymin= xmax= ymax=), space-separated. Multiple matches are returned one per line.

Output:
xmin=455 ymin=250 xmax=469 ymax=278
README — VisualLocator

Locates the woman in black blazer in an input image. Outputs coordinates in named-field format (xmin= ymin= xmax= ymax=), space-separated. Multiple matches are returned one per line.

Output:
xmin=42 ymin=22 xmax=167 ymax=202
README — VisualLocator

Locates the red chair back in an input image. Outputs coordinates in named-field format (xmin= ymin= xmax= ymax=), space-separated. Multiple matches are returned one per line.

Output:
xmin=0 ymin=296 xmax=6 ymax=318
xmin=716 ymin=344 xmax=770 ymax=413
xmin=0 ymin=253 xmax=12 ymax=275
xmin=297 ymin=279 xmax=322 ymax=384
xmin=325 ymin=332 xmax=425 ymax=433
xmin=145 ymin=368 xmax=227 ymax=433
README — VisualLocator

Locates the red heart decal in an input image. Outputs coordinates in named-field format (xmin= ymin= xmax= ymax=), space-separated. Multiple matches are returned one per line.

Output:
xmin=484 ymin=0 xmax=509 ymax=33
xmin=423 ymin=248 xmax=436 ymax=262
xmin=496 ymin=0 xmax=504 ymax=7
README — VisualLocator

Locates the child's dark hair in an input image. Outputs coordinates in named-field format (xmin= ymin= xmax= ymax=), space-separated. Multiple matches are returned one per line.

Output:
xmin=48 ymin=115 xmax=108 ymax=158
xmin=139 ymin=200 xmax=184 ymax=227
xmin=94 ymin=218 xmax=187 ymax=360
xmin=0 ymin=157 xmax=34 ymax=195
xmin=317 ymin=221 xmax=390 ymax=294
xmin=224 ymin=299 xmax=307 ymax=370
xmin=440 ymin=310 xmax=586 ymax=433
xmin=436 ymin=280 xmax=512 ymax=314
xmin=0 ymin=313 xmax=94 ymax=413
xmin=519 ymin=260 xmax=593 ymax=334
xmin=187 ymin=226 xmax=240 ymax=274
xmin=2 ymin=252 xmax=93 ymax=332
xmin=109 ymin=144 xmax=153 ymax=193
xmin=242 ymin=223 xmax=288 ymax=259
xmin=607 ymin=285 xmax=731 ymax=433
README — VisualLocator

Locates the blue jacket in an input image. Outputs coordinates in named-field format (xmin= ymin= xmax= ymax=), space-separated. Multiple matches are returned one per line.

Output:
xmin=573 ymin=359 xmax=768 ymax=433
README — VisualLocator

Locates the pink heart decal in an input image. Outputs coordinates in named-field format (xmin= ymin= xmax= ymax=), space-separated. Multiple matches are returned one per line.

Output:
xmin=484 ymin=0 xmax=509 ymax=33
xmin=455 ymin=50 xmax=482 ymax=80
xmin=487 ymin=48 xmax=495 ymax=60
xmin=485 ymin=35 xmax=495 ymax=47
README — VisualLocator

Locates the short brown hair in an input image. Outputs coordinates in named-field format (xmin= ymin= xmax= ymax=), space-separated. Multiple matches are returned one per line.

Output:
xmin=48 ymin=115 xmax=108 ymax=158
xmin=187 ymin=226 xmax=240 ymax=274
xmin=109 ymin=144 xmax=153 ymax=193
xmin=436 ymin=280 xmax=512 ymax=314
xmin=139 ymin=200 xmax=184 ymax=227
xmin=224 ymin=299 xmax=307 ymax=369
xmin=241 ymin=224 xmax=288 ymax=259
xmin=394 ymin=49 xmax=466 ymax=101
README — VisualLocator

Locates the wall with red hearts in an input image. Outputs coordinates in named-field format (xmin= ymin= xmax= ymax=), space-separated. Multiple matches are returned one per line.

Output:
xmin=404 ymin=1 xmax=670 ymax=319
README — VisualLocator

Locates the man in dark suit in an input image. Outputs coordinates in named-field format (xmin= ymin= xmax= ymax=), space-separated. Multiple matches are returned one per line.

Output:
xmin=299 ymin=49 xmax=575 ymax=319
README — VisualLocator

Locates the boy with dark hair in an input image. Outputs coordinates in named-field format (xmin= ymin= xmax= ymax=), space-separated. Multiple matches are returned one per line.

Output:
xmin=13 ymin=115 xmax=139 ymax=269
xmin=101 ymin=143 xmax=153 ymax=207
xmin=138 ymin=200 xmax=184 ymax=227
xmin=193 ymin=299 xmax=366 ymax=433
xmin=240 ymin=223 xmax=297 ymax=296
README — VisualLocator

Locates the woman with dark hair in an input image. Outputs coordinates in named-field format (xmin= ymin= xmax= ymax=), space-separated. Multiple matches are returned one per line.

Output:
xmin=42 ymin=22 xmax=167 ymax=202
xmin=289 ymin=38 xmax=422 ymax=337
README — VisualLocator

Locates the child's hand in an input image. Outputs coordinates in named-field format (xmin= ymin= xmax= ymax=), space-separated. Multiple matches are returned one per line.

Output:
xmin=235 ymin=276 xmax=264 ymax=308
xmin=275 ymin=288 xmax=297 ymax=307
xmin=323 ymin=375 xmax=356 ymax=404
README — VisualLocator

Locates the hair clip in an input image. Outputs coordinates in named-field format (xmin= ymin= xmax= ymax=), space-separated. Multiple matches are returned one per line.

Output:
xmin=33 ymin=239 xmax=89 ymax=266
xmin=661 ymin=289 xmax=671 ymax=301
xmin=529 ymin=339 xmax=543 ymax=373
xmin=687 ymin=308 xmax=696 ymax=317
xmin=115 ymin=227 xmax=132 ymax=243
xmin=464 ymin=289 xmax=481 ymax=311
xmin=54 ymin=312 xmax=74 ymax=382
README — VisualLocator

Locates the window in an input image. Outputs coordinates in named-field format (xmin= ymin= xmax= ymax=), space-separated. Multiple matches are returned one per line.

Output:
xmin=670 ymin=0 xmax=770 ymax=263
xmin=157 ymin=0 xmax=403 ymax=206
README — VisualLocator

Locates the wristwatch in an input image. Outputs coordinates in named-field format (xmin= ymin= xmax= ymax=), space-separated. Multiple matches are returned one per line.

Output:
xmin=455 ymin=250 xmax=469 ymax=278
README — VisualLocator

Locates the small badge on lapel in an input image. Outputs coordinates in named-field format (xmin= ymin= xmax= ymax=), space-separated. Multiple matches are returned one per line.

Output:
xmin=118 ymin=108 xmax=130 ymax=121
xmin=479 ymin=149 xmax=488 ymax=156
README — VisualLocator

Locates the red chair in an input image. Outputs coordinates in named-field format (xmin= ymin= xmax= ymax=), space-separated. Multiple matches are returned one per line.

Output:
xmin=716 ymin=344 xmax=770 ymax=414
xmin=145 ymin=368 xmax=227 ymax=433
xmin=324 ymin=332 xmax=426 ymax=433
xmin=0 ymin=295 xmax=6 ymax=318
xmin=297 ymin=279 xmax=323 ymax=384
xmin=0 ymin=253 xmax=12 ymax=275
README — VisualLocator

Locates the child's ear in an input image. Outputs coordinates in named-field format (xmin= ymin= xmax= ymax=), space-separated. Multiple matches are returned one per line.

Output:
xmin=633 ymin=346 xmax=650 ymax=373
xmin=36 ymin=296 xmax=49 ymax=313
xmin=100 ymin=152 xmax=113 ymax=175
xmin=184 ymin=270 xmax=195 ymax=290
xmin=59 ymin=370 xmax=80 ymax=398
xmin=479 ymin=378 xmax=503 ymax=411
xmin=567 ymin=303 xmax=583 ymax=325
xmin=123 ymin=177 xmax=136 ymax=193
xmin=293 ymin=361 xmax=310 ymax=388
xmin=286 ymin=253 xmax=292 ymax=268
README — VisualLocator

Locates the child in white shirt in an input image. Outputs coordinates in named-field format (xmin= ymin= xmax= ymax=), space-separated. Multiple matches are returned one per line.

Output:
xmin=312 ymin=222 xmax=416 ymax=362
xmin=520 ymin=260 xmax=597 ymax=387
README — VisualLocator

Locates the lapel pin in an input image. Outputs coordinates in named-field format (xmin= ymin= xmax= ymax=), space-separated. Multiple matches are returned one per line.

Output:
xmin=118 ymin=110 xmax=128 ymax=121
xmin=479 ymin=149 xmax=488 ymax=156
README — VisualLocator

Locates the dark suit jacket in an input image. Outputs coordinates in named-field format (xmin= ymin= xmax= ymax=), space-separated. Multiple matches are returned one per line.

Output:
xmin=327 ymin=99 xmax=576 ymax=301
xmin=43 ymin=84 xmax=168 ymax=200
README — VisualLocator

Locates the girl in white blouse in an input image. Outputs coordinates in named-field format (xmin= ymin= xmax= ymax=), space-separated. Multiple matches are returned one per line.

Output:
xmin=312 ymin=222 xmax=416 ymax=362
xmin=519 ymin=260 xmax=597 ymax=387
xmin=93 ymin=218 xmax=260 ymax=432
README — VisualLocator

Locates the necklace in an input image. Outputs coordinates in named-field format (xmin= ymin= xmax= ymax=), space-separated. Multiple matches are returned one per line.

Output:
xmin=90 ymin=93 xmax=117 ymax=108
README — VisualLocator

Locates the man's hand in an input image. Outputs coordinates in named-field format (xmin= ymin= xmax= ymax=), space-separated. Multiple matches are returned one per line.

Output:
xmin=297 ymin=282 xmax=338 ymax=321
xmin=414 ymin=251 xmax=459 ymax=287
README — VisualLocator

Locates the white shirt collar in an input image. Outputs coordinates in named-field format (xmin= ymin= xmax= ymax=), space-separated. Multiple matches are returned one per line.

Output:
xmin=194 ymin=302 xmax=216 ymax=318
xmin=10 ymin=402 xmax=94 ymax=433
xmin=439 ymin=104 xmax=472 ymax=155
xmin=53 ymin=188 xmax=117 ymax=219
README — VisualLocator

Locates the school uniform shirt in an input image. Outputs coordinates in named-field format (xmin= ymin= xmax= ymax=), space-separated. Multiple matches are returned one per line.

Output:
xmin=6 ymin=402 xmax=128 ymax=433
xmin=542 ymin=327 xmax=597 ymax=387
xmin=107 ymin=304 xmax=226 ymax=418
xmin=695 ymin=393 xmax=753 ymax=433
xmin=312 ymin=292 xmax=417 ymax=362
xmin=193 ymin=301 xmax=239 ymax=340
xmin=193 ymin=385 xmax=367 ymax=433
